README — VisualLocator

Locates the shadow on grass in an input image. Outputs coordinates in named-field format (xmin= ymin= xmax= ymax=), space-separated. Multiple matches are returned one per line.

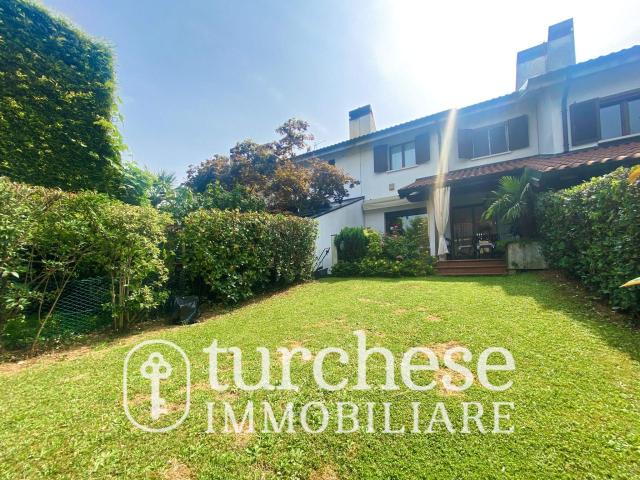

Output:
xmin=323 ymin=272 xmax=640 ymax=363
xmin=497 ymin=271 xmax=640 ymax=363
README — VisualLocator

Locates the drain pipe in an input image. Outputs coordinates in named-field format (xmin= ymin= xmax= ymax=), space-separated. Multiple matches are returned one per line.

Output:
xmin=561 ymin=73 xmax=573 ymax=152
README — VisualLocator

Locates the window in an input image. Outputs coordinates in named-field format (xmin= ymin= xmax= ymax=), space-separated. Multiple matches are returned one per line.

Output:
xmin=388 ymin=141 xmax=415 ymax=170
xmin=572 ymin=93 xmax=640 ymax=146
xmin=472 ymin=123 xmax=508 ymax=157
xmin=600 ymin=103 xmax=623 ymax=139
xmin=458 ymin=115 xmax=529 ymax=159
xmin=489 ymin=124 xmax=508 ymax=154
xmin=471 ymin=129 xmax=490 ymax=157
xmin=629 ymin=99 xmax=640 ymax=134
xmin=384 ymin=207 xmax=427 ymax=234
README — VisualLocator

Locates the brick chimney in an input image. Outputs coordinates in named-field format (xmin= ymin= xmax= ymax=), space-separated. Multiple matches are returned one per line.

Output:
xmin=516 ymin=18 xmax=576 ymax=90
xmin=349 ymin=105 xmax=376 ymax=139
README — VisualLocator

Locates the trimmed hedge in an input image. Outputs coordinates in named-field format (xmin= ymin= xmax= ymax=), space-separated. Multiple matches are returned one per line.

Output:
xmin=180 ymin=210 xmax=317 ymax=303
xmin=0 ymin=0 xmax=122 ymax=193
xmin=536 ymin=167 xmax=640 ymax=317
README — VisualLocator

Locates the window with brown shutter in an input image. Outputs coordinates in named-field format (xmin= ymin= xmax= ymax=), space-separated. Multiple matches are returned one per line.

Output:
xmin=570 ymin=99 xmax=600 ymax=146
xmin=373 ymin=145 xmax=388 ymax=173
xmin=415 ymin=133 xmax=430 ymax=164
xmin=508 ymin=115 xmax=529 ymax=150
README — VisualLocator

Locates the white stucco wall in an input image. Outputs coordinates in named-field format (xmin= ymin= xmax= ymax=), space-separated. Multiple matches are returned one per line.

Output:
xmin=314 ymin=199 xmax=364 ymax=271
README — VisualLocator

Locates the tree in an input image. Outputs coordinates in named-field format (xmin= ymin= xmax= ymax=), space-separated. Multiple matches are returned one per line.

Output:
xmin=184 ymin=119 xmax=357 ymax=214
xmin=148 ymin=170 xmax=176 ymax=208
xmin=118 ymin=161 xmax=155 ymax=206
xmin=185 ymin=155 xmax=230 ymax=193
xmin=482 ymin=169 xmax=537 ymax=237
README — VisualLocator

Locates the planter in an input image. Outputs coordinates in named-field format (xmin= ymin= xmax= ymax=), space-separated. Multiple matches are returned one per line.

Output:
xmin=507 ymin=241 xmax=548 ymax=271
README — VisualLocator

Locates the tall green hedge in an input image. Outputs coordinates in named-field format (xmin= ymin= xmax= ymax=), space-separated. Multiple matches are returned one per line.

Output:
xmin=536 ymin=167 xmax=640 ymax=317
xmin=181 ymin=210 xmax=317 ymax=303
xmin=0 ymin=0 xmax=122 ymax=193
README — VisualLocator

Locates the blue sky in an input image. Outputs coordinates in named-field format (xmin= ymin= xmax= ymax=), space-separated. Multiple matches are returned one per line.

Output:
xmin=41 ymin=0 xmax=640 ymax=180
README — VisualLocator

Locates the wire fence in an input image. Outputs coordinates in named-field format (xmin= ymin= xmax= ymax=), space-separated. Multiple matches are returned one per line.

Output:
xmin=51 ymin=277 xmax=111 ymax=334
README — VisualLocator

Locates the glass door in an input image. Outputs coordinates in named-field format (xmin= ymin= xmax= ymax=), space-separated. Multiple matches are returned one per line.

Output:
xmin=451 ymin=205 xmax=498 ymax=259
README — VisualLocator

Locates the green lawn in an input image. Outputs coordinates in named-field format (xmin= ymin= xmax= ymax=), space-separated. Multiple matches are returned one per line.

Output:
xmin=1 ymin=273 xmax=639 ymax=479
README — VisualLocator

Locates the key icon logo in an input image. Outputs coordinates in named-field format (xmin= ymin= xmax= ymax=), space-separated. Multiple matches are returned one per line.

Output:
xmin=124 ymin=339 xmax=190 ymax=433
xmin=140 ymin=352 xmax=172 ymax=420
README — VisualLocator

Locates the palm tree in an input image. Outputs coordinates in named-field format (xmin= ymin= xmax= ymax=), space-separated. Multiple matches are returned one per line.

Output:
xmin=149 ymin=170 xmax=176 ymax=208
xmin=482 ymin=169 xmax=537 ymax=238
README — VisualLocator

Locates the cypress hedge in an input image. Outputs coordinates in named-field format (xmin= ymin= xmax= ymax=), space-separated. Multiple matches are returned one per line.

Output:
xmin=0 ymin=0 xmax=122 ymax=193
xmin=536 ymin=167 xmax=640 ymax=318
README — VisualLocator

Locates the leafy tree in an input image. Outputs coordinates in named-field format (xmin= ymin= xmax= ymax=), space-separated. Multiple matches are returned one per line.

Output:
xmin=482 ymin=169 xmax=537 ymax=237
xmin=185 ymin=155 xmax=230 ymax=193
xmin=118 ymin=161 xmax=155 ymax=206
xmin=199 ymin=182 xmax=266 ymax=212
xmin=185 ymin=119 xmax=357 ymax=214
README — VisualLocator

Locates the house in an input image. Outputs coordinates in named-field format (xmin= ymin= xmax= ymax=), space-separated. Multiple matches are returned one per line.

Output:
xmin=298 ymin=19 xmax=640 ymax=272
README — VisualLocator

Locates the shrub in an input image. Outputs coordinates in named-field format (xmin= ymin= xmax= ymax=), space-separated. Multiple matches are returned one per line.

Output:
xmin=334 ymin=227 xmax=369 ymax=262
xmin=331 ymin=258 xmax=435 ymax=278
xmin=0 ymin=0 xmax=122 ymax=193
xmin=180 ymin=210 xmax=316 ymax=303
xmin=0 ymin=177 xmax=170 ymax=348
xmin=332 ymin=219 xmax=435 ymax=277
xmin=536 ymin=167 xmax=640 ymax=318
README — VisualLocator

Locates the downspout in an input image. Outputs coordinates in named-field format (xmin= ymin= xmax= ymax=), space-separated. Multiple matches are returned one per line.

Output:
xmin=561 ymin=73 xmax=572 ymax=152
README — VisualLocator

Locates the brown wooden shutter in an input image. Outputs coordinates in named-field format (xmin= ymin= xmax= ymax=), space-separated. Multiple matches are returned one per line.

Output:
xmin=570 ymin=99 xmax=600 ymax=146
xmin=507 ymin=115 xmax=529 ymax=150
xmin=415 ymin=133 xmax=430 ymax=164
xmin=457 ymin=129 xmax=473 ymax=159
xmin=373 ymin=145 xmax=388 ymax=173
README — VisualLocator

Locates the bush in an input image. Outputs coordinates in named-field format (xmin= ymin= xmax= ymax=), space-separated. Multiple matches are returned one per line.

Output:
xmin=0 ymin=177 xmax=170 ymax=348
xmin=536 ymin=167 xmax=640 ymax=318
xmin=332 ymin=219 xmax=435 ymax=277
xmin=180 ymin=210 xmax=317 ymax=303
xmin=334 ymin=227 xmax=369 ymax=262
xmin=331 ymin=258 xmax=435 ymax=278
xmin=0 ymin=0 xmax=122 ymax=193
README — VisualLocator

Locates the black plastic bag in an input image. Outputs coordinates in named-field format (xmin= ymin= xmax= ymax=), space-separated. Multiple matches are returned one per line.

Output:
xmin=169 ymin=296 xmax=200 ymax=325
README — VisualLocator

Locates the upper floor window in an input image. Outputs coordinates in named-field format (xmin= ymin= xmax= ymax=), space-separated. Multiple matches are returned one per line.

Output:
xmin=458 ymin=115 xmax=529 ymax=160
xmin=571 ymin=92 xmax=640 ymax=146
xmin=389 ymin=142 xmax=416 ymax=170
xmin=373 ymin=133 xmax=430 ymax=173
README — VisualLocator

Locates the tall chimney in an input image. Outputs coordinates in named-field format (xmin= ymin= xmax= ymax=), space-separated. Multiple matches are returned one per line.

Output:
xmin=546 ymin=19 xmax=576 ymax=72
xmin=349 ymin=105 xmax=376 ymax=139
xmin=515 ymin=18 xmax=576 ymax=90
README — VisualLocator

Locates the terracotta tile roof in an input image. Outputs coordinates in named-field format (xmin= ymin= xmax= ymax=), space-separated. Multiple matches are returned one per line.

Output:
xmin=398 ymin=140 xmax=640 ymax=194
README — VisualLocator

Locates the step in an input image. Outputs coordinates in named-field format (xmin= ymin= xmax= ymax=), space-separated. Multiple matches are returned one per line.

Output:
xmin=436 ymin=260 xmax=507 ymax=276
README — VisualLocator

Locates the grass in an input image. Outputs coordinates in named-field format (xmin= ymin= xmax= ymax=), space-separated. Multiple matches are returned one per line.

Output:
xmin=1 ymin=273 xmax=639 ymax=479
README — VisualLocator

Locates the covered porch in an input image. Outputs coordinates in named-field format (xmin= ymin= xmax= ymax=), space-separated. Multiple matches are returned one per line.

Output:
xmin=398 ymin=140 xmax=640 ymax=261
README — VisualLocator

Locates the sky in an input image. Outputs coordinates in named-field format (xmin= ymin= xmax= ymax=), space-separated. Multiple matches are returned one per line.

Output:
xmin=40 ymin=0 xmax=640 ymax=180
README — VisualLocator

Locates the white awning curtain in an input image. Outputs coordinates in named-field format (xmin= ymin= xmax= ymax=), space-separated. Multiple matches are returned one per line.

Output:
xmin=433 ymin=186 xmax=450 ymax=256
